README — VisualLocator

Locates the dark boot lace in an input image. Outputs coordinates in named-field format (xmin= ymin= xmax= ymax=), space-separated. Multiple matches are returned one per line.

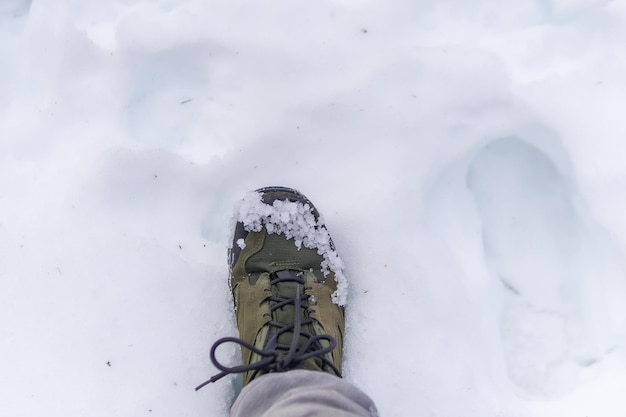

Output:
xmin=195 ymin=269 xmax=341 ymax=391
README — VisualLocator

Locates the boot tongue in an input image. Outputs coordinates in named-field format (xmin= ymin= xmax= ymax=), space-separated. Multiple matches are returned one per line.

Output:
xmin=273 ymin=280 xmax=307 ymax=346
xmin=274 ymin=280 xmax=299 ymax=299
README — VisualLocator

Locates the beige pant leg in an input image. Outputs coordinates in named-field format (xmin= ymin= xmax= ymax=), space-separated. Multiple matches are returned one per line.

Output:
xmin=230 ymin=370 xmax=378 ymax=417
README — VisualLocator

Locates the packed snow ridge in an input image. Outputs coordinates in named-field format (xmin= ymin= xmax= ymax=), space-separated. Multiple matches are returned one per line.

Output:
xmin=237 ymin=191 xmax=348 ymax=306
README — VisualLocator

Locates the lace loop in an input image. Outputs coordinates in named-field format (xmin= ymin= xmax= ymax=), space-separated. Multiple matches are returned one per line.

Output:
xmin=195 ymin=270 xmax=341 ymax=391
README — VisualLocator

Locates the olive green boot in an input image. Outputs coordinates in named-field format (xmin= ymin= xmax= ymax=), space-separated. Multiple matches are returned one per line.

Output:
xmin=196 ymin=186 xmax=346 ymax=390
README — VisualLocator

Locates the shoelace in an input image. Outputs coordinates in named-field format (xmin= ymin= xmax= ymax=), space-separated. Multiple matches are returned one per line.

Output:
xmin=195 ymin=270 xmax=341 ymax=391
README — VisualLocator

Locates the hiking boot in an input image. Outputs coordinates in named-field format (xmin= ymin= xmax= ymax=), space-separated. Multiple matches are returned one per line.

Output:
xmin=196 ymin=186 xmax=346 ymax=390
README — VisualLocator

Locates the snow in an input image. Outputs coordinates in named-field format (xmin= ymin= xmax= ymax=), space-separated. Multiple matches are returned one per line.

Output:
xmin=1 ymin=0 xmax=626 ymax=416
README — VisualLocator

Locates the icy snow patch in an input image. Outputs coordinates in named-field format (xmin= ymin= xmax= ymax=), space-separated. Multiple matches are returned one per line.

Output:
xmin=237 ymin=191 xmax=347 ymax=306
xmin=236 ymin=238 xmax=246 ymax=250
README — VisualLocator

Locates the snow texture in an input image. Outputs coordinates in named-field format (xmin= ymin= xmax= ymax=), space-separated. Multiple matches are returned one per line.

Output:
xmin=2 ymin=1 xmax=626 ymax=416
xmin=237 ymin=191 xmax=347 ymax=305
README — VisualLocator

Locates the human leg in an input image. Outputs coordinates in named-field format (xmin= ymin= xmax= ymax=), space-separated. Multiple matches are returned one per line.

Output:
xmin=231 ymin=370 xmax=377 ymax=417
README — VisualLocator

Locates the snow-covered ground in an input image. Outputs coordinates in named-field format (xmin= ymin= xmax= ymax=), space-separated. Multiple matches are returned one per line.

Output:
xmin=2 ymin=0 xmax=626 ymax=416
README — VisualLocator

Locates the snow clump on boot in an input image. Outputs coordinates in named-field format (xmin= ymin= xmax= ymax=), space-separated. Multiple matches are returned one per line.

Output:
xmin=237 ymin=191 xmax=348 ymax=305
